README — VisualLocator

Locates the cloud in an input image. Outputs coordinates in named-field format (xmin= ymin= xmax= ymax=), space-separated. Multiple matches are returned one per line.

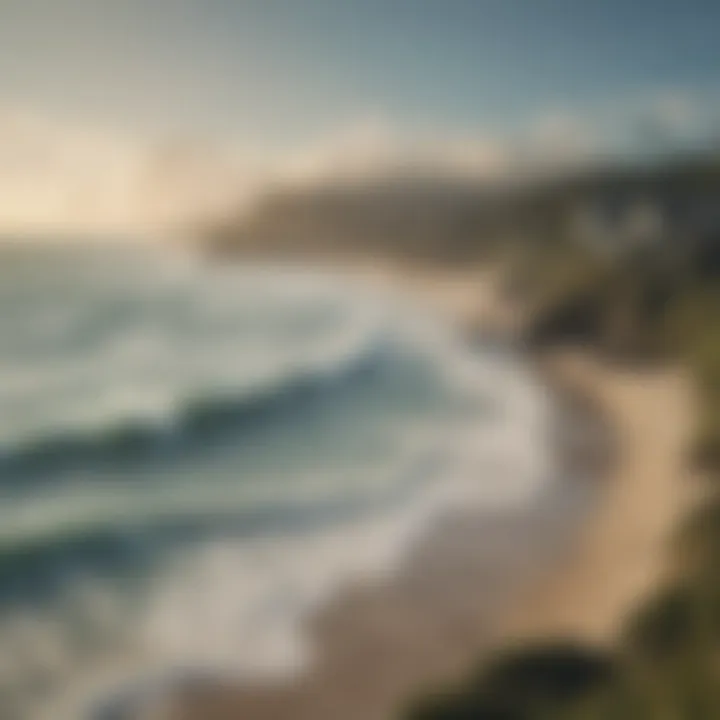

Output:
xmin=523 ymin=112 xmax=601 ymax=167
xmin=0 ymin=107 xmax=141 ymax=234
xmin=0 ymin=106 xmax=248 ymax=237
xmin=0 ymin=89 xmax=716 ymax=238
xmin=637 ymin=90 xmax=719 ymax=150
xmin=0 ymin=107 xmax=607 ymax=236
xmin=274 ymin=115 xmax=511 ymax=186
xmin=649 ymin=92 xmax=700 ymax=135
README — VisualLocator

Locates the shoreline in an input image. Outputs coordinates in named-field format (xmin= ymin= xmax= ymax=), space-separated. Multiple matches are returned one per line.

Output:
xmin=497 ymin=351 xmax=703 ymax=647
xmin=169 ymin=265 xmax=630 ymax=720
xmin=155 ymin=258 xmax=701 ymax=720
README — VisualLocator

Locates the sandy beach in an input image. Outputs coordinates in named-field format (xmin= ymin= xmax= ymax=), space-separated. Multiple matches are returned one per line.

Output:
xmin=170 ymin=266 xmax=702 ymax=720
xmin=500 ymin=352 xmax=705 ymax=645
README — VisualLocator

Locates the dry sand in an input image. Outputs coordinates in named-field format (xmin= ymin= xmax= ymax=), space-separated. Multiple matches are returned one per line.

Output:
xmin=172 ymin=266 xmax=702 ymax=720
xmin=500 ymin=352 xmax=704 ymax=646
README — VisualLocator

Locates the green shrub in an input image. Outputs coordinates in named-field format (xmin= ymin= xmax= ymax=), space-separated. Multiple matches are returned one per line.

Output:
xmin=406 ymin=643 xmax=615 ymax=720
xmin=675 ymin=497 xmax=720 ymax=572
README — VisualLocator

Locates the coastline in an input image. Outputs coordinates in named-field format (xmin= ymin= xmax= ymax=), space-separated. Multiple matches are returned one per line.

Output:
xmin=168 ymin=264 xmax=639 ymax=720
xmin=157 ymin=260 xmax=703 ymax=720
xmin=498 ymin=351 xmax=704 ymax=647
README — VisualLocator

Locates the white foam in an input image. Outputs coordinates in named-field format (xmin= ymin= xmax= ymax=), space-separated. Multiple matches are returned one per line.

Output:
xmin=0 ymin=253 xmax=557 ymax=719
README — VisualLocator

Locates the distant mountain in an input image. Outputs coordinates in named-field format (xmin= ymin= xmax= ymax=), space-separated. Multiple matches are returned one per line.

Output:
xmin=206 ymin=152 xmax=720 ymax=267
xmin=207 ymin=175 xmax=523 ymax=263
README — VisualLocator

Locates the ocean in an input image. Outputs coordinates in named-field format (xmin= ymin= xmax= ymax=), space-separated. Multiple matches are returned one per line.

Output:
xmin=0 ymin=244 xmax=554 ymax=718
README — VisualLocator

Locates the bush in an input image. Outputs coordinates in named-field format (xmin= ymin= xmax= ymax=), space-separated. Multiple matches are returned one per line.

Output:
xmin=406 ymin=643 xmax=615 ymax=720
xmin=407 ymin=690 xmax=520 ymax=720
xmin=478 ymin=643 xmax=615 ymax=710
xmin=624 ymin=578 xmax=720 ymax=666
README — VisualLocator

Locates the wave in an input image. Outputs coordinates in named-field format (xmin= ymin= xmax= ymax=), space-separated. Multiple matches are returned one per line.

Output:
xmin=0 ymin=439 xmax=450 ymax=612
xmin=0 ymin=252 xmax=560 ymax=720
xmin=0 ymin=325 xmax=389 ymax=483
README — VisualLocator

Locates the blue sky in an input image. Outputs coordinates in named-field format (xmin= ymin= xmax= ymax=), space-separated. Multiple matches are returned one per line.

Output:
xmin=0 ymin=0 xmax=718 ymax=148
xmin=0 ymin=0 xmax=718 ymax=233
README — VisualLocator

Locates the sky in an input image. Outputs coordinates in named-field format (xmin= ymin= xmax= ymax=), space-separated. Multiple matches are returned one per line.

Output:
xmin=0 ymin=0 xmax=719 ymax=233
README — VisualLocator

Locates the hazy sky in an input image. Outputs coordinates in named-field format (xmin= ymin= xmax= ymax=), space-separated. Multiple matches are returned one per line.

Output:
xmin=0 ymin=0 xmax=718 ymax=232
xmin=1 ymin=0 xmax=719 ymax=143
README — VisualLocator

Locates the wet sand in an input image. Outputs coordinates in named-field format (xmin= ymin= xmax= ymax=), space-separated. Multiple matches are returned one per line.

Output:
xmin=169 ymin=266 xmax=700 ymax=720
xmin=170 ymin=376 xmax=605 ymax=720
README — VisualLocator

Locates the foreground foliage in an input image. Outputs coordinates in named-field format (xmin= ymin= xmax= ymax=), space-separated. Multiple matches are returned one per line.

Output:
xmin=407 ymin=157 xmax=720 ymax=720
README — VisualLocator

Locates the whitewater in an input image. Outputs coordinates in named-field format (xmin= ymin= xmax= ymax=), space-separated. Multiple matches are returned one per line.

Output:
xmin=0 ymin=244 xmax=554 ymax=719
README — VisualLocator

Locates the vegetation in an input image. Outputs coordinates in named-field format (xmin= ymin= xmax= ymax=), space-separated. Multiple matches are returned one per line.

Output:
xmin=406 ymin=155 xmax=720 ymax=720
xmin=207 ymin=155 xmax=720 ymax=718
xmin=205 ymin=154 xmax=720 ymax=717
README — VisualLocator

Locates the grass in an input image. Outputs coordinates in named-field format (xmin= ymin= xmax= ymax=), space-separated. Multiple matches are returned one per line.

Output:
xmin=406 ymin=213 xmax=720 ymax=719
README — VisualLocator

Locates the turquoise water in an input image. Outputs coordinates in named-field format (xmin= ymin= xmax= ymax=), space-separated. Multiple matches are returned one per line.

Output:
xmin=0 ymin=244 xmax=552 ymax=718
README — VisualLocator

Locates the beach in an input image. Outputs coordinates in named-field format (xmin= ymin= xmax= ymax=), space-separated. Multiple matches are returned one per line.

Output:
xmin=161 ymin=263 xmax=701 ymax=720
xmin=500 ymin=352 xmax=705 ymax=645
xmin=0 ymin=250 xmax=698 ymax=720
xmin=0 ymin=251 xmax=566 ymax=720
xmin=2 ymin=6 xmax=719 ymax=717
